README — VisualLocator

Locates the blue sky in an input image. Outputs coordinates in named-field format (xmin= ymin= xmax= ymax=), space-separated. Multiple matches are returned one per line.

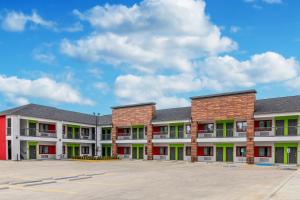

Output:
xmin=0 ymin=0 xmax=300 ymax=115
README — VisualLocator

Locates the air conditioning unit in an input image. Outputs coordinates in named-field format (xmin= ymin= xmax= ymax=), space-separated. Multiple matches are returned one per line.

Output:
xmin=159 ymin=156 xmax=166 ymax=160
xmin=237 ymin=132 xmax=246 ymax=137
xmin=41 ymin=155 xmax=48 ymax=159
xmin=259 ymin=158 xmax=270 ymax=162
xmin=204 ymin=156 xmax=212 ymax=161
xmin=204 ymin=133 xmax=212 ymax=138
xmin=123 ymin=155 xmax=130 ymax=159
xmin=237 ymin=157 xmax=246 ymax=162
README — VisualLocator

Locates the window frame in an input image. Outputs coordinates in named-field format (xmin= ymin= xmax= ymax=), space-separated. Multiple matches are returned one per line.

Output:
xmin=236 ymin=121 xmax=247 ymax=132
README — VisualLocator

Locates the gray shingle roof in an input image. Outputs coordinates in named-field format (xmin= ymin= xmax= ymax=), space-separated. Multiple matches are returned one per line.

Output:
xmin=190 ymin=89 xmax=257 ymax=100
xmin=255 ymin=95 xmax=300 ymax=115
xmin=152 ymin=107 xmax=191 ymax=122
xmin=0 ymin=104 xmax=112 ymax=126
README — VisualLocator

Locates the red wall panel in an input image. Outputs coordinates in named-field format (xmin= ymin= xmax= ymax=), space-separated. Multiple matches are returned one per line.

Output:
xmin=117 ymin=147 xmax=124 ymax=154
xmin=153 ymin=147 xmax=160 ymax=155
xmin=152 ymin=126 xmax=160 ymax=134
xmin=254 ymin=146 xmax=272 ymax=157
xmin=197 ymin=147 xmax=204 ymax=156
xmin=48 ymin=124 xmax=56 ymax=133
xmin=0 ymin=116 xmax=6 ymax=160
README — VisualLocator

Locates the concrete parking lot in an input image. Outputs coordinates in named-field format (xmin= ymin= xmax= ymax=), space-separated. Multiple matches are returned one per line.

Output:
xmin=0 ymin=160 xmax=299 ymax=200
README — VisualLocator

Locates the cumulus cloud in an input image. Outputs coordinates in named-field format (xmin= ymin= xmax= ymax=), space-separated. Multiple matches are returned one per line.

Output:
xmin=262 ymin=0 xmax=283 ymax=4
xmin=58 ymin=0 xmax=297 ymax=108
xmin=61 ymin=0 xmax=237 ymax=73
xmin=0 ymin=75 xmax=94 ymax=106
xmin=115 ymin=74 xmax=201 ymax=108
xmin=1 ymin=10 xmax=55 ymax=32
xmin=198 ymin=52 xmax=299 ymax=90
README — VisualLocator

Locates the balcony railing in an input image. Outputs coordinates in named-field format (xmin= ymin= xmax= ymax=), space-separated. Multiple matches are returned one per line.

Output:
xmin=255 ymin=126 xmax=299 ymax=137
xmin=153 ymin=133 xmax=191 ymax=139
xmin=101 ymin=134 xmax=112 ymax=140
xmin=63 ymin=134 xmax=93 ymax=140
xmin=197 ymin=128 xmax=246 ymax=138
xmin=117 ymin=134 xmax=146 ymax=140
xmin=20 ymin=128 xmax=57 ymax=138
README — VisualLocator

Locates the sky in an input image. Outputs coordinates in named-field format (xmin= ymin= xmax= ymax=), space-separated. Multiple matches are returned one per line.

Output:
xmin=0 ymin=0 xmax=300 ymax=115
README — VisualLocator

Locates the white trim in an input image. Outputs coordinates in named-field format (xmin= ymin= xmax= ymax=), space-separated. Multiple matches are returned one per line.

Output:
xmin=62 ymin=139 xmax=95 ymax=144
xmin=116 ymin=139 xmax=147 ymax=144
xmin=254 ymin=136 xmax=300 ymax=142
xmin=254 ymin=112 xmax=300 ymax=118
xmin=99 ymin=140 xmax=112 ymax=144
xmin=197 ymin=137 xmax=247 ymax=143
xmin=19 ymin=136 xmax=57 ymax=142
xmin=152 ymin=139 xmax=191 ymax=144
xmin=18 ymin=115 xmax=97 ymax=128
xmin=152 ymin=120 xmax=190 ymax=125
xmin=99 ymin=125 xmax=112 ymax=128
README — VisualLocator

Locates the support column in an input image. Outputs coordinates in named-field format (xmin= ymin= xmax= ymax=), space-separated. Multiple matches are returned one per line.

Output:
xmin=11 ymin=115 xmax=20 ymax=161
xmin=146 ymin=124 xmax=153 ymax=160
xmin=112 ymin=126 xmax=117 ymax=157
xmin=56 ymin=121 xmax=63 ymax=160
xmin=246 ymin=118 xmax=255 ymax=164
xmin=191 ymin=120 xmax=197 ymax=162
xmin=97 ymin=126 xmax=102 ymax=156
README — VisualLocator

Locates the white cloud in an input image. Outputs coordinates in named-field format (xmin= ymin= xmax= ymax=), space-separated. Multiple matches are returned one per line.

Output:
xmin=198 ymin=51 xmax=299 ymax=90
xmin=2 ymin=10 xmax=55 ymax=32
xmin=0 ymin=75 xmax=94 ymax=106
xmin=32 ymin=52 xmax=55 ymax=64
xmin=94 ymin=82 xmax=110 ymax=94
xmin=115 ymin=74 xmax=201 ymax=108
xmin=61 ymin=0 xmax=237 ymax=73
xmin=63 ymin=22 xmax=83 ymax=32
xmin=262 ymin=0 xmax=282 ymax=4
xmin=230 ymin=26 xmax=240 ymax=33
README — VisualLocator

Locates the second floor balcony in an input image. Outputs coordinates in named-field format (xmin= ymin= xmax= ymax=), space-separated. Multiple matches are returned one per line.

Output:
xmin=20 ymin=128 xmax=57 ymax=138
xmin=255 ymin=126 xmax=299 ymax=137
xmin=198 ymin=128 xmax=247 ymax=138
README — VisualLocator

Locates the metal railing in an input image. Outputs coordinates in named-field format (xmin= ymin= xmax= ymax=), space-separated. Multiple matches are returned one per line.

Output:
xmin=153 ymin=133 xmax=191 ymax=139
xmin=101 ymin=134 xmax=112 ymax=140
xmin=197 ymin=128 xmax=246 ymax=138
xmin=63 ymin=132 xmax=93 ymax=140
xmin=254 ymin=126 xmax=299 ymax=137
xmin=20 ymin=128 xmax=57 ymax=138
xmin=117 ymin=134 xmax=146 ymax=140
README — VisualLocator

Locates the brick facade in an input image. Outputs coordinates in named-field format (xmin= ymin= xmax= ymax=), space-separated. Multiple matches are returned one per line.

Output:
xmin=111 ymin=104 xmax=156 ymax=159
xmin=191 ymin=92 xmax=256 ymax=163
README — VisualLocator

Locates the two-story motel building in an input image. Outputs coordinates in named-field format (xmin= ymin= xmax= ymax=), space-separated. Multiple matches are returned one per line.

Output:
xmin=0 ymin=89 xmax=300 ymax=165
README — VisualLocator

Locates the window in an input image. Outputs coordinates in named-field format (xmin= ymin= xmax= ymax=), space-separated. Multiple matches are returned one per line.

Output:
xmin=81 ymin=146 xmax=90 ymax=154
xmin=81 ymin=128 xmax=90 ymax=137
xmin=7 ymin=118 xmax=11 ymax=136
xmin=258 ymin=147 xmax=271 ymax=157
xmin=198 ymin=123 xmax=214 ymax=133
xmin=159 ymin=147 xmax=168 ymax=155
xmin=236 ymin=146 xmax=246 ymax=157
xmin=186 ymin=124 xmax=191 ymax=134
xmin=39 ymin=146 xmax=49 ymax=154
xmin=39 ymin=124 xmax=49 ymax=132
xmin=186 ymin=147 xmax=191 ymax=156
xmin=204 ymin=147 xmax=213 ymax=156
xmin=236 ymin=121 xmax=247 ymax=132
xmin=160 ymin=126 xmax=168 ymax=134
xmin=258 ymin=120 xmax=271 ymax=128
xmin=124 ymin=147 xmax=131 ymax=155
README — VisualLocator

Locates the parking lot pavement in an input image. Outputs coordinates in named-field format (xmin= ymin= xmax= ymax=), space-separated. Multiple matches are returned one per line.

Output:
xmin=0 ymin=160 xmax=298 ymax=200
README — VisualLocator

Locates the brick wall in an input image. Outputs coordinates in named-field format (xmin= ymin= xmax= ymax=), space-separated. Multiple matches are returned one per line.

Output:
xmin=191 ymin=92 xmax=256 ymax=163
xmin=111 ymin=104 xmax=155 ymax=159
